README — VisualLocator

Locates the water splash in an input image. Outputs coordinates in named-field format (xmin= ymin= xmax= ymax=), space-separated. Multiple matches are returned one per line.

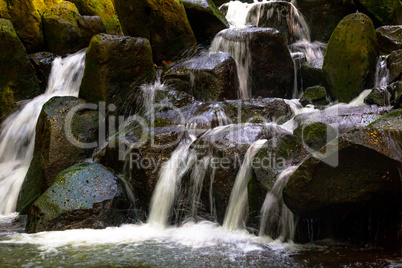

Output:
xmin=223 ymin=139 xmax=268 ymax=230
xmin=259 ymin=165 xmax=298 ymax=242
xmin=139 ymin=71 xmax=168 ymax=118
xmin=0 ymin=51 xmax=86 ymax=216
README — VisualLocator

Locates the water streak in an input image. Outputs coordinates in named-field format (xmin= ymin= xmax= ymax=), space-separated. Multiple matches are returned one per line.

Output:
xmin=0 ymin=51 xmax=86 ymax=215
xmin=374 ymin=56 xmax=390 ymax=88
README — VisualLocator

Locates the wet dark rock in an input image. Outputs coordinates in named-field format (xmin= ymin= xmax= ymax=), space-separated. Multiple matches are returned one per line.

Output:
xmin=26 ymin=163 xmax=131 ymax=233
xmin=353 ymin=0 xmax=402 ymax=25
xmin=0 ymin=19 xmax=40 ymax=119
xmin=300 ymin=86 xmax=329 ymax=108
xmin=79 ymin=34 xmax=155 ymax=116
xmin=295 ymin=0 xmax=357 ymax=42
xmin=42 ymin=1 xmax=106 ymax=56
xmin=294 ymin=122 xmax=337 ymax=152
xmin=114 ymin=0 xmax=197 ymax=63
xmin=376 ymin=26 xmax=402 ymax=54
xmin=387 ymin=49 xmax=402 ymax=82
xmin=163 ymin=53 xmax=239 ymax=101
xmin=182 ymin=0 xmax=229 ymax=46
xmin=29 ymin=52 xmax=57 ymax=92
xmin=388 ymin=81 xmax=402 ymax=108
xmin=213 ymin=27 xmax=294 ymax=98
xmin=364 ymin=87 xmax=392 ymax=106
xmin=323 ymin=13 xmax=378 ymax=102
xmin=301 ymin=58 xmax=324 ymax=89
xmin=17 ymin=97 xmax=99 ymax=214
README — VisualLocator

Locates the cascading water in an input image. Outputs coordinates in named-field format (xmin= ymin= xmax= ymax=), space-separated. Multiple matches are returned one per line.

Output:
xmin=0 ymin=51 xmax=86 ymax=215
xmin=374 ymin=56 xmax=390 ymax=88
xmin=223 ymin=139 xmax=267 ymax=230
xmin=259 ymin=165 xmax=298 ymax=241
xmin=147 ymin=135 xmax=197 ymax=227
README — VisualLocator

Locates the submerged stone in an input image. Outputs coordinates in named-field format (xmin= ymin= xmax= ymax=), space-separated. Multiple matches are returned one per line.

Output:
xmin=323 ymin=13 xmax=378 ymax=103
xmin=114 ymin=0 xmax=197 ymax=63
xmin=26 ymin=163 xmax=130 ymax=233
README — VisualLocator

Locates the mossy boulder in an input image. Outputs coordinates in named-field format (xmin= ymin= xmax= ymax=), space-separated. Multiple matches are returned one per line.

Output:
xmin=295 ymin=0 xmax=356 ymax=42
xmin=323 ymin=13 xmax=378 ymax=102
xmin=0 ymin=0 xmax=62 ymax=52
xmin=299 ymin=86 xmax=330 ymax=108
xmin=301 ymin=58 xmax=324 ymax=89
xmin=79 ymin=34 xmax=155 ymax=116
xmin=387 ymin=49 xmax=402 ymax=82
xmin=0 ymin=19 xmax=40 ymax=119
xmin=114 ymin=0 xmax=197 ymax=63
xmin=163 ymin=52 xmax=239 ymax=101
xmin=294 ymin=122 xmax=337 ymax=152
xmin=182 ymin=0 xmax=228 ymax=46
xmin=212 ymin=27 xmax=294 ymax=98
xmin=29 ymin=52 xmax=57 ymax=92
xmin=354 ymin=0 xmax=402 ymax=25
xmin=17 ymin=97 xmax=99 ymax=214
xmin=26 ymin=163 xmax=131 ymax=233
xmin=376 ymin=26 xmax=402 ymax=54
xmin=68 ymin=0 xmax=122 ymax=35
xmin=42 ymin=1 xmax=106 ymax=56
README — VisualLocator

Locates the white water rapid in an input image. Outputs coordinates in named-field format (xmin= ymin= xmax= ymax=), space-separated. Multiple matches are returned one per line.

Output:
xmin=0 ymin=51 xmax=86 ymax=215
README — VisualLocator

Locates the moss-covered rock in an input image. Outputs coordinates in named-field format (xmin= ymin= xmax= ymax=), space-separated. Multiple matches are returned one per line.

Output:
xmin=17 ymin=97 xmax=99 ymax=214
xmin=376 ymin=26 xmax=402 ymax=54
xmin=213 ymin=27 xmax=294 ymax=98
xmin=163 ymin=52 xmax=238 ymax=101
xmin=26 ymin=163 xmax=131 ymax=233
xmin=0 ymin=19 xmax=40 ymax=118
xmin=0 ymin=0 xmax=63 ymax=52
xmin=29 ymin=52 xmax=57 ymax=92
xmin=68 ymin=0 xmax=122 ymax=35
xmin=79 ymin=34 xmax=155 ymax=116
xmin=323 ymin=13 xmax=378 ymax=102
xmin=299 ymin=85 xmax=330 ymax=108
xmin=354 ymin=0 xmax=402 ymax=25
xmin=387 ymin=49 xmax=402 ymax=82
xmin=114 ymin=0 xmax=197 ymax=63
xmin=42 ymin=1 xmax=106 ymax=56
xmin=294 ymin=122 xmax=337 ymax=152
xmin=301 ymin=58 xmax=324 ymax=89
xmin=295 ymin=0 xmax=356 ymax=42
xmin=182 ymin=0 xmax=228 ymax=46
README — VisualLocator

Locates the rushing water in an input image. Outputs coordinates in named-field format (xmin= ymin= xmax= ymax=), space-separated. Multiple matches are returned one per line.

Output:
xmin=374 ymin=56 xmax=390 ymax=88
xmin=0 ymin=51 xmax=86 ymax=216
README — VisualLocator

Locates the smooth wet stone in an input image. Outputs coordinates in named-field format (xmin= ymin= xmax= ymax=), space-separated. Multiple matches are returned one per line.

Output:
xmin=182 ymin=0 xmax=228 ymax=46
xmin=68 ymin=0 xmax=122 ymax=35
xmin=376 ymin=26 xmax=402 ymax=54
xmin=0 ymin=19 xmax=40 ymax=119
xmin=387 ymin=49 xmax=402 ymax=82
xmin=79 ymin=34 xmax=155 ymax=116
xmin=114 ymin=0 xmax=197 ymax=63
xmin=364 ymin=88 xmax=392 ymax=106
xmin=163 ymin=52 xmax=239 ymax=101
xmin=18 ymin=97 xmax=99 ymax=214
xmin=301 ymin=58 xmax=324 ymax=89
xmin=294 ymin=122 xmax=337 ymax=152
xmin=26 ymin=163 xmax=131 ymax=233
xmin=323 ymin=13 xmax=378 ymax=103
xmin=42 ymin=1 xmax=106 ymax=56
xmin=299 ymin=86 xmax=329 ymax=108
xmin=213 ymin=27 xmax=294 ymax=98
xmin=29 ymin=52 xmax=57 ymax=92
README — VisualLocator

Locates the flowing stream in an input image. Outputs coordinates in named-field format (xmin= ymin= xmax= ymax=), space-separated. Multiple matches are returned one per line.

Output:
xmin=0 ymin=51 xmax=86 ymax=216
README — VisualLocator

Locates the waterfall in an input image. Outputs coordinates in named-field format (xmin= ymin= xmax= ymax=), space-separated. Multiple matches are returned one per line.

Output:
xmin=259 ymin=165 xmax=298 ymax=241
xmin=139 ymin=71 xmax=168 ymax=117
xmin=147 ymin=135 xmax=197 ymax=227
xmin=223 ymin=139 xmax=267 ymax=230
xmin=374 ymin=56 xmax=390 ymax=88
xmin=0 ymin=51 xmax=86 ymax=216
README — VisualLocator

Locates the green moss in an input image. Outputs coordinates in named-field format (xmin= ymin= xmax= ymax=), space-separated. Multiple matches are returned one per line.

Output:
xmin=358 ymin=0 xmax=400 ymax=25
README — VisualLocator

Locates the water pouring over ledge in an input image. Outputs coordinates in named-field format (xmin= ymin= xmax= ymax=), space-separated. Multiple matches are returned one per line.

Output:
xmin=0 ymin=51 xmax=86 ymax=216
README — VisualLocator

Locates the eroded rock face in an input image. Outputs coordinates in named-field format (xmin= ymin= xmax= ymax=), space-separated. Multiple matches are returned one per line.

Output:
xmin=163 ymin=53 xmax=239 ymax=101
xmin=323 ymin=13 xmax=378 ymax=103
xmin=182 ymin=0 xmax=228 ymax=46
xmin=26 ymin=163 xmax=130 ymax=233
xmin=212 ymin=27 xmax=294 ymax=99
xmin=42 ymin=1 xmax=106 ymax=56
xmin=376 ymin=26 xmax=402 ymax=54
xmin=0 ymin=19 xmax=40 ymax=119
xmin=17 ymin=97 xmax=99 ymax=214
xmin=114 ymin=0 xmax=197 ymax=63
xmin=79 ymin=34 xmax=155 ymax=116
